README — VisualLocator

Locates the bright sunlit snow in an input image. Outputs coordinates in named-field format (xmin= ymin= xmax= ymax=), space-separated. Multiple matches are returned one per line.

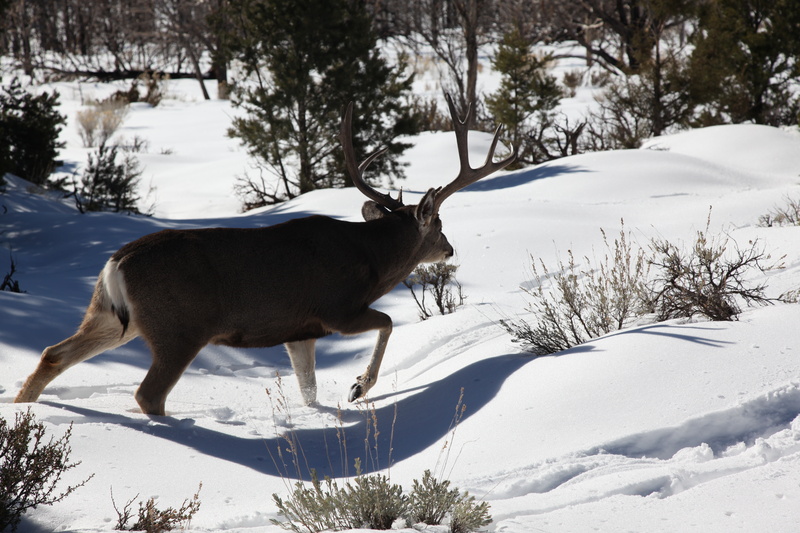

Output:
xmin=2 ymin=73 xmax=800 ymax=533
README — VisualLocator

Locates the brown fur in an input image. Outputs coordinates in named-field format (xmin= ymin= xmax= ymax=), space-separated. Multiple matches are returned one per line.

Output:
xmin=16 ymin=99 xmax=513 ymax=415
xmin=15 ymin=193 xmax=452 ymax=415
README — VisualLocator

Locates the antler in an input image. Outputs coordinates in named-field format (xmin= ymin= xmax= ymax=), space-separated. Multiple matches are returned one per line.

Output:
xmin=340 ymin=102 xmax=404 ymax=211
xmin=432 ymin=94 xmax=516 ymax=213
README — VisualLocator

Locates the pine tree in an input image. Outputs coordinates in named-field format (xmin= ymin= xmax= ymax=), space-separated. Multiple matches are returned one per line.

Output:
xmin=226 ymin=0 xmax=417 ymax=206
xmin=76 ymin=143 xmax=143 ymax=213
xmin=0 ymin=78 xmax=66 ymax=186
xmin=485 ymin=29 xmax=560 ymax=166
xmin=689 ymin=0 xmax=800 ymax=126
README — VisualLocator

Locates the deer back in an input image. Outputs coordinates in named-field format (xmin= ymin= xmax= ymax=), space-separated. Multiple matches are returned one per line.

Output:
xmin=111 ymin=208 xmax=444 ymax=348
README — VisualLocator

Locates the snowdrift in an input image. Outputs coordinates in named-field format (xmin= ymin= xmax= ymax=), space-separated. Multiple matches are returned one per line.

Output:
xmin=2 ymin=84 xmax=800 ymax=532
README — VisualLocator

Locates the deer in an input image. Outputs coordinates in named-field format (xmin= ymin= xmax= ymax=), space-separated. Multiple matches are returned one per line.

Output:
xmin=15 ymin=96 xmax=515 ymax=416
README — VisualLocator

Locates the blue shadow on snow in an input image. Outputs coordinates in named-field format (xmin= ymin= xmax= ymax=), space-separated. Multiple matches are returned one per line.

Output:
xmin=42 ymin=351 xmax=536 ymax=480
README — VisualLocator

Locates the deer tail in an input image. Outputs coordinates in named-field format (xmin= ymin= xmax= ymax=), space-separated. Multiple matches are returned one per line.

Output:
xmin=100 ymin=259 xmax=131 ymax=336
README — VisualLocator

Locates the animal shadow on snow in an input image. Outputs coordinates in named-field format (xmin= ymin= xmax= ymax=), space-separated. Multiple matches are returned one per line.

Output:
xmin=32 ymin=321 xmax=739 ymax=480
xmin=44 ymin=352 xmax=536 ymax=480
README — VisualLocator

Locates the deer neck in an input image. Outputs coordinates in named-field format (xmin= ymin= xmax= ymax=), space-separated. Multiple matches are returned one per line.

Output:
xmin=362 ymin=217 xmax=428 ymax=292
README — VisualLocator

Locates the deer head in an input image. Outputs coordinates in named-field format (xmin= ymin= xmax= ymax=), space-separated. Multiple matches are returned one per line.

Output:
xmin=341 ymin=93 xmax=514 ymax=264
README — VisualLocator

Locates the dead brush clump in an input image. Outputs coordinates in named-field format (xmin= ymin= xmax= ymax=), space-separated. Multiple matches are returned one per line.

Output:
xmin=76 ymin=96 xmax=129 ymax=148
xmin=758 ymin=195 xmax=800 ymax=227
xmin=403 ymin=261 xmax=465 ymax=320
xmin=649 ymin=220 xmax=783 ymax=321
xmin=112 ymin=483 xmax=202 ymax=533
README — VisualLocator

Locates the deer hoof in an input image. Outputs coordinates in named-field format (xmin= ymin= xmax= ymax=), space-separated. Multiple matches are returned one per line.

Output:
xmin=348 ymin=382 xmax=364 ymax=402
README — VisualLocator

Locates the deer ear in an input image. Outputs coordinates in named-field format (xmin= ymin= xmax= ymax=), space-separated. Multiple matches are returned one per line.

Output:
xmin=362 ymin=201 xmax=389 ymax=221
xmin=415 ymin=188 xmax=438 ymax=226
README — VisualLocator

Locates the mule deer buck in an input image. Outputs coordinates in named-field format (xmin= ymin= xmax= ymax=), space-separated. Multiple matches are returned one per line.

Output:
xmin=15 ymin=96 xmax=515 ymax=415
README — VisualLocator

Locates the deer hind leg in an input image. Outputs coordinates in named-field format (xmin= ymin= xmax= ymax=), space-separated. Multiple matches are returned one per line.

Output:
xmin=284 ymin=339 xmax=317 ymax=405
xmin=285 ymin=339 xmax=317 ymax=405
xmin=327 ymin=308 xmax=392 ymax=402
xmin=15 ymin=307 xmax=137 ymax=404
xmin=134 ymin=335 xmax=205 ymax=416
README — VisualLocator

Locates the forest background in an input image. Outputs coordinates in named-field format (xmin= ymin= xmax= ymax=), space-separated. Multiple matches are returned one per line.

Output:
xmin=1 ymin=0 xmax=799 ymax=208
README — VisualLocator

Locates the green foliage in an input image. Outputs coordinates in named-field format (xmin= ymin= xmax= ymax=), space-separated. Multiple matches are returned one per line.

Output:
xmin=0 ymin=78 xmax=66 ymax=186
xmin=113 ymin=483 xmax=202 ymax=533
xmin=272 ymin=470 xmax=407 ymax=532
xmin=449 ymin=493 xmax=492 ymax=533
xmin=226 ymin=0 xmax=418 ymax=206
xmin=689 ymin=0 xmax=800 ymax=126
xmin=268 ymin=379 xmax=486 ymax=532
xmin=407 ymin=470 xmax=460 ymax=525
xmin=340 ymin=473 xmax=407 ymax=529
xmin=65 ymin=143 xmax=144 ymax=214
xmin=0 ymin=409 xmax=93 ymax=532
xmin=272 ymin=474 xmax=349 ymax=533
xmin=485 ymin=28 xmax=561 ymax=166
xmin=272 ymin=468 xmax=490 ymax=533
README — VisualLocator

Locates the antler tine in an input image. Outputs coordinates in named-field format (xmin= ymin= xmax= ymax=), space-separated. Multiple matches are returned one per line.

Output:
xmin=340 ymin=102 xmax=403 ymax=211
xmin=433 ymin=94 xmax=516 ymax=213
xmin=447 ymin=93 xmax=473 ymax=171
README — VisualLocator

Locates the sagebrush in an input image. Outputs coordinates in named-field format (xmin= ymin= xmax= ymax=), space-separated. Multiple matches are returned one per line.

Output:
xmin=268 ymin=382 xmax=488 ymax=533
xmin=76 ymin=97 xmax=129 ymax=148
xmin=758 ymin=195 xmax=800 ymax=227
xmin=0 ymin=409 xmax=93 ymax=532
xmin=502 ymin=223 xmax=650 ymax=355
xmin=272 ymin=469 xmax=490 ymax=533
xmin=649 ymin=224 xmax=781 ymax=321
xmin=504 ymin=218 xmax=785 ymax=354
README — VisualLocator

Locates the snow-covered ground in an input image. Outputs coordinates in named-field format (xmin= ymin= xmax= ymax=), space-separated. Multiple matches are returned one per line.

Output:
xmin=2 ymin=74 xmax=800 ymax=532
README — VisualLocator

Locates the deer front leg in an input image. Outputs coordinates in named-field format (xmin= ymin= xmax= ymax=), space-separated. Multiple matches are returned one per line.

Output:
xmin=349 ymin=324 xmax=391 ymax=402
xmin=326 ymin=308 xmax=393 ymax=402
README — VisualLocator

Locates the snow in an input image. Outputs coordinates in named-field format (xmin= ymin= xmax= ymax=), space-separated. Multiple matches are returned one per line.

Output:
xmin=2 ymin=76 xmax=800 ymax=532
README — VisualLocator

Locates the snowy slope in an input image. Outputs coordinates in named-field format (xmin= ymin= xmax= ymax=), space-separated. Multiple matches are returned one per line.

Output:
xmin=2 ymin=78 xmax=800 ymax=532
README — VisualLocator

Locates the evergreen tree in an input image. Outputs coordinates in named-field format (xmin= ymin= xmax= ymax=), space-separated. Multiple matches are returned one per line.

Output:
xmin=0 ymin=78 xmax=66 ymax=186
xmin=689 ymin=0 xmax=800 ymax=126
xmin=226 ymin=0 xmax=417 ymax=206
xmin=75 ymin=143 xmax=143 ymax=213
xmin=485 ymin=29 xmax=560 ymax=166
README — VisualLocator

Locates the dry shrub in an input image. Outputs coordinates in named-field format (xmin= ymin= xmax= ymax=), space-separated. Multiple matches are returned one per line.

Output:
xmin=502 ymin=222 xmax=650 ymax=355
xmin=504 ymin=217 xmax=787 ymax=355
xmin=113 ymin=483 xmax=202 ymax=533
xmin=77 ymin=97 xmax=129 ymax=147
xmin=403 ymin=262 xmax=465 ymax=320
xmin=0 ymin=409 xmax=92 ymax=532
xmin=758 ymin=195 xmax=800 ymax=227
xmin=649 ymin=221 xmax=782 ymax=321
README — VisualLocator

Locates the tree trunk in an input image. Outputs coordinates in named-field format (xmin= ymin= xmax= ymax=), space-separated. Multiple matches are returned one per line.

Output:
xmin=456 ymin=0 xmax=480 ymax=128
